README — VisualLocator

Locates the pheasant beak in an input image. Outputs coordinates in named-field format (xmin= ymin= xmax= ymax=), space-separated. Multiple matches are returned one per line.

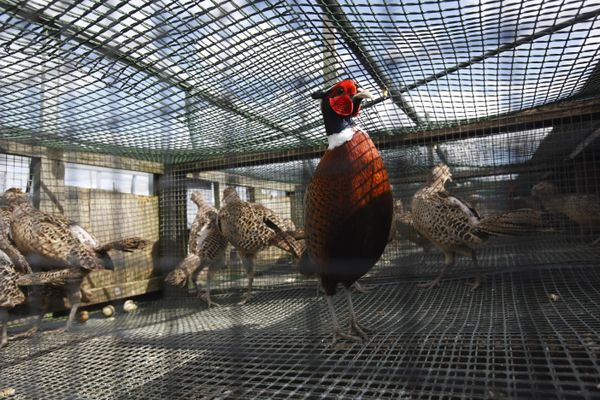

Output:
xmin=353 ymin=87 xmax=374 ymax=101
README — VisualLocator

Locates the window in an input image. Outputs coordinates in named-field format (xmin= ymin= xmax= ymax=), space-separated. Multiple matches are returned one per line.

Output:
xmin=0 ymin=153 xmax=31 ymax=192
xmin=260 ymin=188 xmax=286 ymax=198
xmin=64 ymin=162 xmax=153 ymax=195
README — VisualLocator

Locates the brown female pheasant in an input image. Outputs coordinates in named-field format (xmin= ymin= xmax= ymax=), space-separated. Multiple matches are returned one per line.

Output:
xmin=0 ymin=208 xmax=31 ymax=274
xmin=390 ymin=199 xmax=433 ymax=252
xmin=300 ymin=79 xmax=393 ymax=343
xmin=217 ymin=187 xmax=302 ymax=305
xmin=165 ymin=192 xmax=227 ymax=307
xmin=0 ymin=250 xmax=25 ymax=348
xmin=4 ymin=188 xmax=148 ymax=334
xmin=411 ymin=164 xmax=542 ymax=290
xmin=1 ymin=249 xmax=80 ymax=348
xmin=532 ymin=180 xmax=600 ymax=243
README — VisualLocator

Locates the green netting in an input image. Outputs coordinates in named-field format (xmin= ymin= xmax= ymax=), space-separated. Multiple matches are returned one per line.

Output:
xmin=0 ymin=0 xmax=599 ymax=163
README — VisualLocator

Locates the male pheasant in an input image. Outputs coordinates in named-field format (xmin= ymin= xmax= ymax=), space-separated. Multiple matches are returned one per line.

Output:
xmin=411 ymin=164 xmax=542 ymax=289
xmin=165 ymin=192 xmax=227 ymax=307
xmin=217 ymin=187 xmax=302 ymax=305
xmin=300 ymin=79 xmax=393 ymax=343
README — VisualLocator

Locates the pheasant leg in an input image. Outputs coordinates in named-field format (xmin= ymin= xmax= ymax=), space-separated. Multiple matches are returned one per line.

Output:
xmin=64 ymin=283 xmax=82 ymax=332
xmin=465 ymin=251 xmax=482 ymax=290
xmin=11 ymin=318 xmax=43 ymax=339
xmin=324 ymin=294 xmax=362 ymax=345
xmin=417 ymin=277 xmax=442 ymax=289
xmin=190 ymin=265 xmax=203 ymax=296
xmin=199 ymin=270 xmax=220 ymax=307
xmin=417 ymin=266 xmax=448 ymax=289
xmin=344 ymin=286 xmax=369 ymax=340
xmin=238 ymin=257 xmax=254 ymax=305
xmin=417 ymin=252 xmax=454 ymax=289
xmin=0 ymin=308 xmax=7 ymax=348
xmin=466 ymin=274 xmax=482 ymax=290
xmin=10 ymin=289 xmax=48 ymax=340
xmin=44 ymin=281 xmax=81 ymax=334
xmin=192 ymin=267 xmax=217 ymax=306
xmin=352 ymin=282 xmax=369 ymax=294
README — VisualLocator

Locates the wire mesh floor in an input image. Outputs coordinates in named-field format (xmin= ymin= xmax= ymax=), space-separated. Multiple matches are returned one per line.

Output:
xmin=2 ymin=259 xmax=600 ymax=398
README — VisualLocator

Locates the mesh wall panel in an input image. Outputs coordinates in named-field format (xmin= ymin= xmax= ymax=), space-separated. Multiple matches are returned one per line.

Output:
xmin=1 ymin=0 xmax=600 ymax=399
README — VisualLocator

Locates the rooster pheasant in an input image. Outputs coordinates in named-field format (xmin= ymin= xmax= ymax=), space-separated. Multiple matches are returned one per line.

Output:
xmin=532 ymin=180 xmax=600 ymax=243
xmin=165 ymin=192 xmax=227 ymax=307
xmin=4 ymin=188 xmax=149 ymax=335
xmin=299 ymin=79 xmax=393 ymax=343
xmin=217 ymin=187 xmax=302 ymax=305
xmin=411 ymin=164 xmax=542 ymax=290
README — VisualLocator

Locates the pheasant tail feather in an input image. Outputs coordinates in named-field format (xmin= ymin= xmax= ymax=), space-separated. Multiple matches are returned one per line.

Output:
xmin=17 ymin=268 xmax=82 ymax=286
xmin=478 ymin=209 xmax=543 ymax=236
xmin=99 ymin=237 xmax=150 ymax=252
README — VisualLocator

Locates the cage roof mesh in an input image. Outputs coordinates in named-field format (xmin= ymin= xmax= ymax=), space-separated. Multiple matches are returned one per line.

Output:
xmin=0 ymin=0 xmax=599 ymax=163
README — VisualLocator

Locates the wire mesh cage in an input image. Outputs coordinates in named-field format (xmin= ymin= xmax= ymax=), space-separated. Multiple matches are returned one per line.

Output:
xmin=1 ymin=0 xmax=600 ymax=399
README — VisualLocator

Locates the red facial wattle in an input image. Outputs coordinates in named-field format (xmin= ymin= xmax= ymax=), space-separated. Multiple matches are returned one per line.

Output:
xmin=327 ymin=80 xmax=361 ymax=117
xmin=329 ymin=95 xmax=354 ymax=116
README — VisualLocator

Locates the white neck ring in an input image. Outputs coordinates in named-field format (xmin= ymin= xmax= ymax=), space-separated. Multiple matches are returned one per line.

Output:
xmin=327 ymin=126 xmax=359 ymax=149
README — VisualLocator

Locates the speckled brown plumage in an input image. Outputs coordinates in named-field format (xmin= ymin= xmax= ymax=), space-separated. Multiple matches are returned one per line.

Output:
xmin=5 ymin=189 xmax=103 ymax=272
xmin=3 ymin=188 xmax=148 ymax=335
xmin=3 ymin=188 xmax=100 ymax=335
xmin=0 ymin=249 xmax=78 ymax=348
xmin=0 ymin=249 xmax=25 ymax=348
xmin=165 ymin=193 xmax=227 ymax=307
xmin=412 ymin=164 xmax=542 ymax=289
xmin=532 ymin=181 xmax=600 ymax=235
xmin=390 ymin=199 xmax=433 ymax=252
xmin=0 ymin=251 xmax=25 ymax=310
xmin=217 ymin=187 xmax=302 ymax=304
xmin=37 ymin=210 xmax=149 ymax=269
xmin=0 ymin=208 xmax=31 ymax=274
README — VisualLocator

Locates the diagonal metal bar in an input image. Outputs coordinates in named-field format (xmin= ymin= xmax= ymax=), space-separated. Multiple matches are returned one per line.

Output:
xmin=566 ymin=125 xmax=600 ymax=160
xmin=399 ymin=6 xmax=600 ymax=93
xmin=294 ymin=5 xmax=600 ymax=135
xmin=317 ymin=0 xmax=423 ymax=125
xmin=318 ymin=3 xmax=600 ymax=112
xmin=0 ymin=0 xmax=293 ymax=138
xmin=172 ymin=97 xmax=600 ymax=170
